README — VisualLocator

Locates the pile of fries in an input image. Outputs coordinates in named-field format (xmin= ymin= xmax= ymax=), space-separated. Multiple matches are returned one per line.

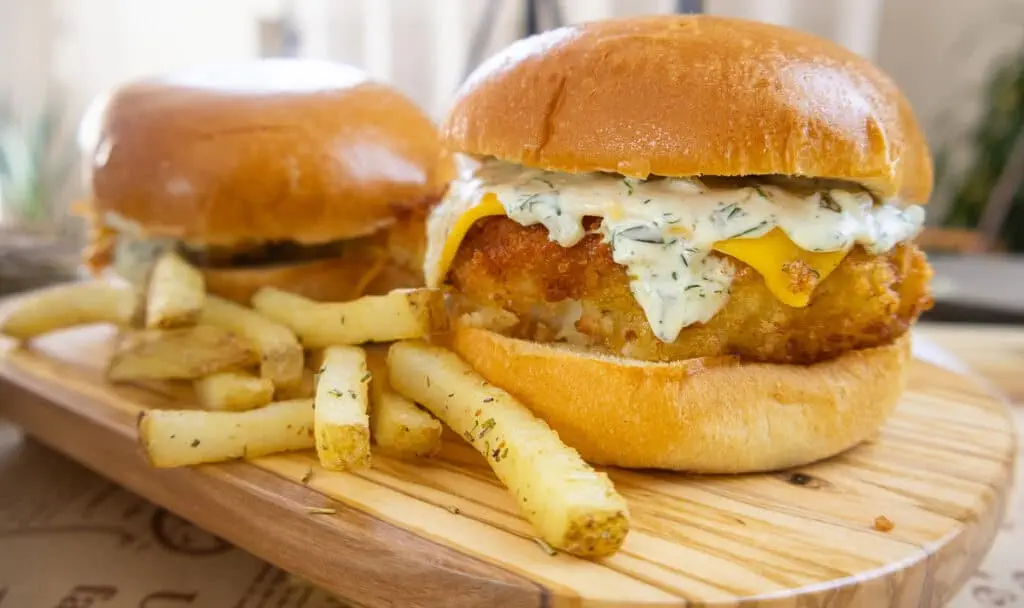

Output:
xmin=0 ymin=252 xmax=629 ymax=558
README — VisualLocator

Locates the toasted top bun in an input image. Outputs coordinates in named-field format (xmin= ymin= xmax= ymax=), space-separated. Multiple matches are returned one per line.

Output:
xmin=443 ymin=16 xmax=932 ymax=203
xmin=82 ymin=59 xmax=452 ymax=246
xmin=451 ymin=325 xmax=910 ymax=473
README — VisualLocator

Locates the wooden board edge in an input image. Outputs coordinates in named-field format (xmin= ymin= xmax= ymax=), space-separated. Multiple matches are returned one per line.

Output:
xmin=0 ymin=375 xmax=551 ymax=608
xmin=933 ymin=436 xmax=1017 ymax=606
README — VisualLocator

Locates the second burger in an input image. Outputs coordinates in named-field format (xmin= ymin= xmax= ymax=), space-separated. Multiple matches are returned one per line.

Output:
xmin=79 ymin=59 xmax=451 ymax=302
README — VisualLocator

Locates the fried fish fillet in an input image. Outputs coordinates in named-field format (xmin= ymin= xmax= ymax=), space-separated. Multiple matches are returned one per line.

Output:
xmin=448 ymin=217 xmax=933 ymax=364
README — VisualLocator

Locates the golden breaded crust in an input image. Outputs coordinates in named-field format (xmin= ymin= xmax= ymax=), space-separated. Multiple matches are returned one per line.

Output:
xmin=448 ymin=217 xmax=933 ymax=364
xmin=195 ymin=212 xmax=426 ymax=304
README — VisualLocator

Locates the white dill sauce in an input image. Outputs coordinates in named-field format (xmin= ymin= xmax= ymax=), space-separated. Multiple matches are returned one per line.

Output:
xmin=444 ymin=159 xmax=925 ymax=343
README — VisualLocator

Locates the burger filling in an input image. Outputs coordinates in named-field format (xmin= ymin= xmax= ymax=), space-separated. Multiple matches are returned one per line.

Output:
xmin=84 ymin=209 xmax=427 ymax=298
xmin=427 ymin=158 xmax=932 ymax=364
xmin=89 ymin=215 xmax=362 ymax=285
xmin=111 ymin=232 xmax=356 ymax=282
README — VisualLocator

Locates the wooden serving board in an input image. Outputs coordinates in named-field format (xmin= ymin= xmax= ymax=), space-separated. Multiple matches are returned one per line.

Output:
xmin=0 ymin=321 xmax=1016 ymax=607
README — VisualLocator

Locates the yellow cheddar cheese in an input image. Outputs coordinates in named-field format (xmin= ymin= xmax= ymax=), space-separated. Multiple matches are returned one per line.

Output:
xmin=712 ymin=229 xmax=846 ymax=307
xmin=431 ymin=193 xmax=848 ymax=308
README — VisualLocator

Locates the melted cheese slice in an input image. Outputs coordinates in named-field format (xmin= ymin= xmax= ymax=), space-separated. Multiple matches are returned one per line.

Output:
xmin=430 ymin=192 xmax=508 ymax=287
xmin=713 ymin=229 xmax=846 ymax=307
xmin=430 ymin=192 xmax=848 ymax=308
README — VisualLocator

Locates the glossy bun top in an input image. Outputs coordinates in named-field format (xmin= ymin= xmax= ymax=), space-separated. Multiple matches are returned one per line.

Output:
xmin=84 ymin=59 xmax=451 ymax=245
xmin=442 ymin=16 xmax=932 ymax=203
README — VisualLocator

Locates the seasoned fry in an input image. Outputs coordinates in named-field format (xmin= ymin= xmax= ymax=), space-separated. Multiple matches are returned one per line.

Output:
xmin=199 ymin=295 xmax=303 ymax=389
xmin=0 ymin=282 xmax=138 ymax=340
xmin=194 ymin=371 xmax=274 ymax=411
xmin=366 ymin=349 xmax=441 ymax=459
xmin=314 ymin=345 xmax=371 ymax=470
xmin=107 ymin=326 xmax=258 ymax=381
xmin=251 ymin=287 xmax=442 ymax=348
xmin=387 ymin=340 xmax=630 ymax=557
xmin=145 ymin=251 xmax=205 ymax=329
xmin=137 ymin=398 xmax=314 ymax=467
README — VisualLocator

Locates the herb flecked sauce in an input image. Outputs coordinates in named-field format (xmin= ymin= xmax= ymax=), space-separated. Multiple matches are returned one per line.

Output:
xmin=431 ymin=159 xmax=926 ymax=343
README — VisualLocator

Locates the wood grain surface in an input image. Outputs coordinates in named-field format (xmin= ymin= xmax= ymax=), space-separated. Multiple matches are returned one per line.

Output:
xmin=918 ymin=324 xmax=1024 ymax=403
xmin=917 ymin=324 xmax=1024 ymax=608
xmin=0 ymin=319 xmax=1016 ymax=607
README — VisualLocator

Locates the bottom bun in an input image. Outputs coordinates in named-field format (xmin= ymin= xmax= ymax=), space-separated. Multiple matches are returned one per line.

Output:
xmin=450 ymin=326 xmax=911 ymax=473
xmin=203 ymin=255 xmax=421 ymax=304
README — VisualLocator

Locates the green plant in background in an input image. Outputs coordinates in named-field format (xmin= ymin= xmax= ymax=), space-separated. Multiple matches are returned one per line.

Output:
xmin=938 ymin=45 xmax=1024 ymax=251
xmin=0 ymin=97 xmax=78 ymax=226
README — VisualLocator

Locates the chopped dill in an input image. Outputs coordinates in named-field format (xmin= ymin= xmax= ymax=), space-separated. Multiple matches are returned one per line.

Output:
xmin=819 ymin=192 xmax=841 ymax=212
xmin=478 ymin=418 xmax=496 ymax=438
xmin=730 ymin=221 xmax=770 ymax=239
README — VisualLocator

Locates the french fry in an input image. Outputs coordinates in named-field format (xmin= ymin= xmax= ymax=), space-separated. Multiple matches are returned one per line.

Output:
xmin=137 ymin=399 xmax=314 ymax=467
xmin=0 ymin=282 xmax=138 ymax=340
xmin=145 ymin=251 xmax=205 ymax=329
xmin=107 ymin=326 xmax=258 ymax=381
xmin=251 ymin=287 xmax=441 ymax=349
xmin=365 ymin=349 xmax=441 ymax=459
xmin=314 ymin=345 xmax=371 ymax=470
xmin=199 ymin=295 xmax=303 ymax=390
xmin=194 ymin=371 xmax=274 ymax=411
xmin=387 ymin=340 xmax=630 ymax=558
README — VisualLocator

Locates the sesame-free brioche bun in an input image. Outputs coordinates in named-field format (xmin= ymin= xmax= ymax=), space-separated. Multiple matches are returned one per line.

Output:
xmin=451 ymin=326 xmax=910 ymax=473
xmin=442 ymin=15 xmax=932 ymax=203
xmin=84 ymin=59 xmax=452 ymax=246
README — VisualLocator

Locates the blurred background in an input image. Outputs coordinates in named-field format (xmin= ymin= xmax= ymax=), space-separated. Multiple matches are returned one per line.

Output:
xmin=2 ymin=0 xmax=1024 ymax=320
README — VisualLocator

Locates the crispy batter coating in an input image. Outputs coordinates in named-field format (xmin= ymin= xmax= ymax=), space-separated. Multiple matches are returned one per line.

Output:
xmin=84 ymin=201 xmax=427 ymax=298
xmin=448 ymin=217 xmax=933 ymax=364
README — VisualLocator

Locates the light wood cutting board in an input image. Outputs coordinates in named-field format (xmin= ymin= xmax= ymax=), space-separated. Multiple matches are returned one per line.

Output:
xmin=0 ymin=314 xmax=1016 ymax=607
